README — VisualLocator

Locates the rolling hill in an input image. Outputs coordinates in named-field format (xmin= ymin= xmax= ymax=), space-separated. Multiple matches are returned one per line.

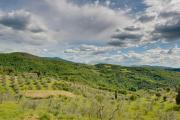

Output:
xmin=0 ymin=52 xmax=180 ymax=120
xmin=0 ymin=52 xmax=179 ymax=91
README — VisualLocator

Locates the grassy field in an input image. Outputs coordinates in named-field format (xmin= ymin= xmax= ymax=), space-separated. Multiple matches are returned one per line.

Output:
xmin=0 ymin=74 xmax=180 ymax=120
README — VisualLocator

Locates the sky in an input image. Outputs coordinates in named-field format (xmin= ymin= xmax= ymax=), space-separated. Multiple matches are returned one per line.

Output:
xmin=0 ymin=0 xmax=180 ymax=67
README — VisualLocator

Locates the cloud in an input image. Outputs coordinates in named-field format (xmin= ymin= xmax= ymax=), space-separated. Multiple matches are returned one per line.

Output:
xmin=109 ymin=0 xmax=180 ymax=47
xmin=0 ymin=0 xmax=179 ymax=47
xmin=0 ymin=10 xmax=30 ymax=30
xmin=112 ymin=32 xmax=142 ymax=41
xmin=128 ymin=47 xmax=180 ymax=67
xmin=38 ymin=0 xmax=133 ymax=43
xmin=159 ymin=11 xmax=180 ymax=18
xmin=64 ymin=44 xmax=180 ymax=67
xmin=0 ymin=10 xmax=47 ymax=33
xmin=0 ymin=10 xmax=52 ymax=45
xmin=64 ymin=44 xmax=115 ymax=55
xmin=109 ymin=25 xmax=144 ymax=47
xmin=0 ymin=0 xmax=180 ymax=67
xmin=124 ymin=26 xmax=141 ymax=31
xmin=154 ymin=18 xmax=180 ymax=41
xmin=108 ymin=40 xmax=126 ymax=47
xmin=138 ymin=14 xmax=155 ymax=23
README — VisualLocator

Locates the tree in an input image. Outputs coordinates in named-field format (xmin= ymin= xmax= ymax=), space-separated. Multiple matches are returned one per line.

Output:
xmin=176 ymin=86 xmax=180 ymax=105
xmin=0 ymin=89 xmax=6 ymax=104
xmin=114 ymin=90 xmax=117 ymax=100
xmin=15 ymin=94 xmax=23 ymax=103
xmin=0 ymin=92 xmax=4 ymax=104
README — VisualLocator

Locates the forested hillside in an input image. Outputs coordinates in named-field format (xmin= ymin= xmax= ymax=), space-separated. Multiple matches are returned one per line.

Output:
xmin=0 ymin=52 xmax=179 ymax=91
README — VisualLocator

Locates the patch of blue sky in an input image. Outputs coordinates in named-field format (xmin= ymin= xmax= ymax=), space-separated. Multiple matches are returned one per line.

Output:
xmin=68 ymin=0 xmax=147 ymax=13
xmin=0 ymin=0 xmax=24 ymax=11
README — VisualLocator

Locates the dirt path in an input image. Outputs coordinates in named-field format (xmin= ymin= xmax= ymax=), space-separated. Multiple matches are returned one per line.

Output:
xmin=24 ymin=90 xmax=75 ymax=99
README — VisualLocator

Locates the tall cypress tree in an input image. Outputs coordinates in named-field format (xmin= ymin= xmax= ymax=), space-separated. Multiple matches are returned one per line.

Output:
xmin=176 ymin=86 xmax=180 ymax=105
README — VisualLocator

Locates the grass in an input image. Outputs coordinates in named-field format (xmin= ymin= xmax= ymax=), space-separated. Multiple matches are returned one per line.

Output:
xmin=0 ymin=102 xmax=24 ymax=120
xmin=0 ymin=75 xmax=179 ymax=120
xmin=0 ymin=90 xmax=179 ymax=120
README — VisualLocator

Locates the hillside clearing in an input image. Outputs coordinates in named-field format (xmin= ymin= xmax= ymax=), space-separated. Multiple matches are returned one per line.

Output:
xmin=24 ymin=90 xmax=76 ymax=99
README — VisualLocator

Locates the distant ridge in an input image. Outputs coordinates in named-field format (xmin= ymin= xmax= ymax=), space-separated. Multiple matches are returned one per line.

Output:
xmin=132 ymin=65 xmax=180 ymax=72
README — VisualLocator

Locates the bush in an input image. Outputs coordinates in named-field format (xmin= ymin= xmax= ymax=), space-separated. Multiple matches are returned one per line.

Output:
xmin=118 ymin=90 xmax=127 ymax=95
xmin=129 ymin=94 xmax=137 ymax=101
xmin=166 ymin=88 xmax=170 ymax=92
xmin=52 ymin=82 xmax=71 ymax=91
xmin=95 ymin=95 xmax=104 ymax=103
xmin=22 ymin=100 xmax=38 ymax=110
xmin=155 ymin=93 xmax=161 ymax=98
xmin=163 ymin=96 xmax=167 ymax=102
xmin=39 ymin=114 xmax=51 ymax=120
xmin=129 ymin=87 xmax=137 ymax=92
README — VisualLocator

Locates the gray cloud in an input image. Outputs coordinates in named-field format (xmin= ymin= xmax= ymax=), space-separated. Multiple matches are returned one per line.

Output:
xmin=141 ymin=0 xmax=180 ymax=42
xmin=108 ymin=0 xmax=180 ymax=48
xmin=0 ymin=10 xmax=51 ymax=45
xmin=159 ymin=11 xmax=180 ymax=18
xmin=138 ymin=15 xmax=155 ymax=23
xmin=112 ymin=32 xmax=142 ymax=40
xmin=29 ymin=26 xmax=46 ymax=33
xmin=0 ymin=0 xmax=134 ymax=50
xmin=37 ymin=0 xmax=133 ymax=42
xmin=0 ymin=10 xmax=47 ymax=33
xmin=154 ymin=18 xmax=180 ymax=41
xmin=108 ymin=40 xmax=127 ymax=47
xmin=0 ymin=10 xmax=30 ymax=30
xmin=64 ymin=44 xmax=116 ymax=55
xmin=124 ymin=26 xmax=141 ymax=31
xmin=109 ymin=28 xmax=143 ymax=47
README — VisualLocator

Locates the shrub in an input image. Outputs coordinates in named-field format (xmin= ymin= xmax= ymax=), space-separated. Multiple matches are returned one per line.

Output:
xmin=52 ymin=82 xmax=71 ymax=91
xmin=0 ymin=92 xmax=5 ymax=104
xmin=22 ymin=100 xmax=38 ymax=110
xmin=95 ymin=95 xmax=104 ymax=103
xmin=15 ymin=94 xmax=23 ymax=103
xmin=163 ymin=96 xmax=167 ymax=102
xmin=118 ymin=90 xmax=127 ymax=95
xmin=28 ymin=85 xmax=33 ymax=90
xmin=39 ymin=114 xmax=51 ymax=120
xmin=129 ymin=94 xmax=137 ymax=101
xmin=155 ymin=93 xmax=161 ymax=98
xmin=129 ymin=87 xmax=137 ymax=92
xmin=48 ymin=102 xmax=61 ymax=117
xmin=36 ymin=83 xmax=42 ymax=90
xmin=166 ymin=88 xmax=171 ymax=92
